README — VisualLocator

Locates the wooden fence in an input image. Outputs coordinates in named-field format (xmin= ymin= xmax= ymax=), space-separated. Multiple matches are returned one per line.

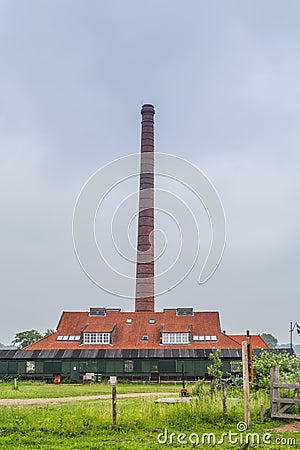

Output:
xmin=270 ymin=366 xmax=300 ymax=419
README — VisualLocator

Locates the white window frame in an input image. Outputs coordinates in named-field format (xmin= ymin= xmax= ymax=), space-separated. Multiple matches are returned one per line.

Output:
xmin=56 ymin=335 xmax=81 ymax=341
xmin=161 ymin=332 xmax=189 ymax=345
xmin=193 ymin=335 xmax=218 ymax=341
xmin=83 ymin=332 xmax=110 ymax=344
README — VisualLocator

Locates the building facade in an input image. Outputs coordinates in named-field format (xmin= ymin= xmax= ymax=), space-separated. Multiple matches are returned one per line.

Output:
xmin=0 ymin=105 xmax=269 ymax=381
xmin=0 ymin=307 xmax=268 ymax=381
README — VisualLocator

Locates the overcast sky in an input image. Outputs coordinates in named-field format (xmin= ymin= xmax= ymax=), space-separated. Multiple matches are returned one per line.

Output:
xmin=1 ymin=1 xmax=300 ymax=345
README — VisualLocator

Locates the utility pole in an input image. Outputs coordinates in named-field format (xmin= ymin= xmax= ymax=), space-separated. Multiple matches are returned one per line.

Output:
xmin=290 ymin=322 xmax=296 ymax=350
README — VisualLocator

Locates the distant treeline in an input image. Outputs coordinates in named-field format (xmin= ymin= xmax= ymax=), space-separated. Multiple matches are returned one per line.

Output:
xmin=0 ymin=343 xmax=16 ymax=349
xmin=277 ymin=344 xmax=300 ymax=356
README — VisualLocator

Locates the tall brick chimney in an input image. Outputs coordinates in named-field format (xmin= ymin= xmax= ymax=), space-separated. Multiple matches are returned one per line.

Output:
xmin=135 ymin=104 xmax=155 ymax=312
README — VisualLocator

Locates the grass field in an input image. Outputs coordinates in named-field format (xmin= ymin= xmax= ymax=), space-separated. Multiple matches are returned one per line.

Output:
xmin=0 ymin=381 xmax=298 ymax=449
xmin=0 ymin=380 xmax=178 ymax=399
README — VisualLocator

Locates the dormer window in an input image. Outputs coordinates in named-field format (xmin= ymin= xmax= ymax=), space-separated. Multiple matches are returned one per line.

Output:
xmin=89 ymin=307 xmax=106 ymax=317
xmin=162 ymin=332 xmax=189 ymax=345
xmin=176 ymin=308 xmax=193 ymax=316
xmin=126 ymin=318 xmax=132 ymax=324
xmin=83 ymin=332 xmax=110 ymax=344
xmin=149 ymin=319 xmax=155 ymax=324
xmin=141 ymin=335 xmax=148 ymax=341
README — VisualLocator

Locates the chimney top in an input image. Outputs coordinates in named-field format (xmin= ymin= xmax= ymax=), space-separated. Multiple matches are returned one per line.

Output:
xmin=141 ymin=103 xmax=155 ymax=110
xmin=141 ymin=104 xmax=155 ymax=121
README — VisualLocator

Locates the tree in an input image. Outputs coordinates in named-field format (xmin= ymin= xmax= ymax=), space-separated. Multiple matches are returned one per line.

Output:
xmin=207 ymin=349 xmax=223 ymax=395
xmin=12 ymin=330 xmax=43 ymax=349
xmin=261 ymin=333 xmax=278 ymax=349
xmin=44 ymin=329 xmax=54 ymax=336
xmin=252 ymin=349 xmax=300 ymax=390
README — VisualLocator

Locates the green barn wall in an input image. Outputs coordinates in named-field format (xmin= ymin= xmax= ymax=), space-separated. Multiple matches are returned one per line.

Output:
xmin=0 ymin=357 xmax=241 ymax=379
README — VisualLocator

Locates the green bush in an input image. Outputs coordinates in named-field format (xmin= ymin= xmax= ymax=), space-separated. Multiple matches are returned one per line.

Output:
xmin=252 ymin=349 xmax=300 ymax=390
xmin=191 ymin=379 xmax=210 ymax=398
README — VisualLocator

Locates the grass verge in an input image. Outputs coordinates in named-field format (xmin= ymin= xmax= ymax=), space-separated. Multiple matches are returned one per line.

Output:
xmin=0 ymin=381 xmax=178 ymax=399
xmin=0 ymin=390 xmax=298 ymax=449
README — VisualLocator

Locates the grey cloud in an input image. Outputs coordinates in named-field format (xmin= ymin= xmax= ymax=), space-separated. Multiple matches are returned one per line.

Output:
xmin=0 ymin=1 xmax=299 ymax=344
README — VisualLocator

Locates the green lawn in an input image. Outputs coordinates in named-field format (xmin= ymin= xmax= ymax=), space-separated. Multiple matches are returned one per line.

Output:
xmin=0 ymin=383 xmax=298 ymax=449
xmin=0 ymin=380 xmax=179 ymax=399
xmin=0 ymin=396 xmax=298 ymax=449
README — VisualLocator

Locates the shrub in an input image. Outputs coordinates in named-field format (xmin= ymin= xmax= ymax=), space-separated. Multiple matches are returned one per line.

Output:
xmin=191 ymin=379 xmax=210 ymax=398
xmin=252 ymin=349 xmax=300 ymax=391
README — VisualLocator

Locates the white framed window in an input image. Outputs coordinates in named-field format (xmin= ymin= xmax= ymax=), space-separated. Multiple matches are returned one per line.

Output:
xmin=193 ymin=335 xmax=218 ymax=341
xmin=161 ymin=333 xmax=189 ymax=345
xmin=56 ymin=335 xmax=81 ymax=341
xmin=126 ymin=318 xmax=132 ymax=324
xmin=68 ymin=335 xmax=81 ymax=341
xmin=124 ymin=360 xmax=134 ymax=372
xmin=83 ymin=333 xmax=110 ymax=344
xmin=26 ymin=361 xmax=35 ymax=373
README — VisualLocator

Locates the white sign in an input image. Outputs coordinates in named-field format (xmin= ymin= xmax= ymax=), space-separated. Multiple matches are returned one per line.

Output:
xmin=109 ymin=376 xmax=117 ymax=386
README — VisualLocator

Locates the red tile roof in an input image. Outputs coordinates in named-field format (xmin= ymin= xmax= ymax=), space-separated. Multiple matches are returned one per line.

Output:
xmin=25 ymin=308 xmax=266 ymax=351
xmin=229 ymin=335 xmax=269 ymax=349
xmin=162 ymin=323 xmax=191 ymax=333
xmin=84 ymin=323 xmax=116 ymax=333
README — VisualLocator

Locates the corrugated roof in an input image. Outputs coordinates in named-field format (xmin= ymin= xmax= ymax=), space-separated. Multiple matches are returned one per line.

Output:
xmin=0 ymin=349 xmax=242 ymax=359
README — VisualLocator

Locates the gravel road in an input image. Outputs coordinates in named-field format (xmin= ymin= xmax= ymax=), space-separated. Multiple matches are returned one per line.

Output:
xmin=0 ymin=392 xmax=177 ymax=406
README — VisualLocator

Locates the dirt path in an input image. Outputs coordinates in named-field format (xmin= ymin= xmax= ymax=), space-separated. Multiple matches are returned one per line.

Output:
xmin=271 ymin=421 xmax=300 ymax=433
xmin=0 ymin=392 xmax=177 ymax=407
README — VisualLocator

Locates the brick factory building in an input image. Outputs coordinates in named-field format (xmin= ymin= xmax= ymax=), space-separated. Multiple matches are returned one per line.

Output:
xmin=0 ymin=105 xmax=268 ymax=381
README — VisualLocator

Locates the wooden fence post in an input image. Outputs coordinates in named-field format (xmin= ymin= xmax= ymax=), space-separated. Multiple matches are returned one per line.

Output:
xmin=260 ymin=404 xmax=264 ymax=423
xmin=221 ymin=381 xmax=227 ymax=414
xmin=112 ymin=385 xmax=117 ymax=429
xmin=270 ymin=366 xmax=280 ymax=417
xmin=242 ymin=341 xmax=250 ymax=426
